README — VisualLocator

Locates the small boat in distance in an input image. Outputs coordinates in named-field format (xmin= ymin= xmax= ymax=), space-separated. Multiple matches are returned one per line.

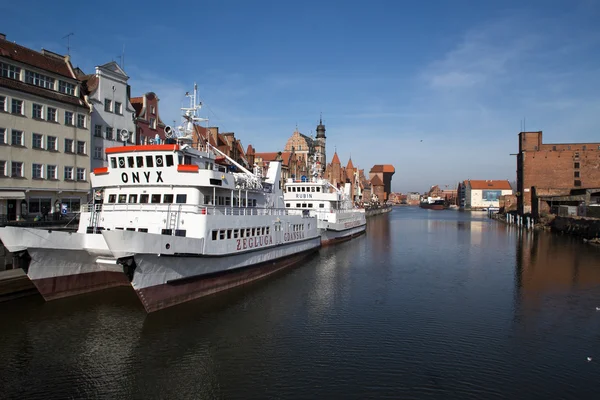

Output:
xmin=419 ymin=197 xmax=448 ymax=210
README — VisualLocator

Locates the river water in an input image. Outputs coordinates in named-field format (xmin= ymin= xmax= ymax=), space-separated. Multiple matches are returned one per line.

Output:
xmin=1 ymin=208 xmax=600 ymax=399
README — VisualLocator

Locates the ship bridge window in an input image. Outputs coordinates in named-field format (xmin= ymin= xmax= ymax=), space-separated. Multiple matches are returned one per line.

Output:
xmin=311 ymin=187 xmax=315 ymax=192
xmin=286 ymin=203 xmax=290 ymax=207
xmin=163 ymin=194 xmax=174 ymax=203
xmin=316 ymin=187 xmax=321 ymax=192
xmin=308 ymin=203 xmax=313 ymax=208
xmin=302 ymin=203 xmax=307 ymax=208
xmin=140 ymin=194 xmax=149 ymax=203
xmin=166 ymin=154 xmax=174 ymax=167
xmin=136 ymin=156 xmax=144 ymax=168
xmin=110 ymin=157 xmax=117 ymax=168
xmin=176 ymin=194 xmax=187 ymax=204
xmin=319 ymin=203 xmax=324 ymax=208
xmin=301 ymin=187 xmax=306 ymax=192
xmin=146 ymin=155 xmax=154 ymax=168
xmin=118 ymin=157 xmax=125 ymax=168
xmin=128 ymin=156 xmax=134 ymax=168
xmin=151 ymin=194 xmax=161 ymax=203
xmin=155 ymin=155 xmax=164 ymax=167
xmin=128 ymin=194 xmax=137 ymax=203
xmin=118 ymin=194 xmax=126 ymax=203
xmin=108 ymin=194 xmax=116 ymax=203
xmin=296 ymin=203 xmax=301 ymax=208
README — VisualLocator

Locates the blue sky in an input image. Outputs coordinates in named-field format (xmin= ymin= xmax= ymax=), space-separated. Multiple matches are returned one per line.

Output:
xmin=2 ymin=0 xmax=599 ymax=192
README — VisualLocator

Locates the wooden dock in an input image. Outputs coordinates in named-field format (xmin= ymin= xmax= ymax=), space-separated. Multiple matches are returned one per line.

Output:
xmin=0 ymin=269 xmax=38 ymax=302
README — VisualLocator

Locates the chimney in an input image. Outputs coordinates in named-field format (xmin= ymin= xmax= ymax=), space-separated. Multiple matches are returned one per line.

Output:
xmin=0 ymin=33 xmax=5 ymax=40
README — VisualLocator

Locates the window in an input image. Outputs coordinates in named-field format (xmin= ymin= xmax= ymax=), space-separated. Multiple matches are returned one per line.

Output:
xmin=1 ymin=62 xmax=21 ymax=79
xmin=140 ymin=194 xmax=149 ymax=203
xmin=47 ymin=136 xmax=57 ymax=151
xmin=64 ymin=111 xmax=74 ymax=125
xmin=77 ymin=140 xmax=86 ymax=155
xmin=151 ymin=105 xmax=156 ymax=115
xmin=583 ymin=145 xmax=587 ymax=150
xmin=25 ymin=71 xmax=55 ymax=89
xmin=46 ymin=165 xmax=57 ymax=179
xmin=11 ymin=130 xmax=23 ymax=146
xmin=105 ymin=127 xmax=113 ymax=140
xmin=77 ymin=114 xmax=86 ymax=128
xmin=28 ymin=198 xmax=51 ymax=214
xmin=94 ymin=146 xmax=103 ymax=159
xmin=58 ymin=81 xmax=75 ymax=95
xmin=151 ymin=194 xmax=161 ymax=203
xmin=128 ymin=194 xmax=138 ymax=203
xmin=155 ymin=155 xmax=163 ymax=167
xmin=115 ymin=102 xmax=122 ymax=115
xmin=286 ymin=203 xmax=290 ymax=207
xmin=64 ymin=138 xmax=74 ymax=153
xmin=47 ymin=107 xmax=57 ymax=122
xmin=64 ymin=166 xmax=73 ymax=180
xmin=0 ymin=96 xmax=5 ymax=112
xmin=575 ymin=171 xmax=580 ymax=178
xmin=32 ymin=133 xmax=43 ymax=149
xmin=166 ymin=154 xmax=174 ymax=166
xmin=552 ymin=146 xmax=557 ymax=151
xmin=319 ymin=203 xmax=325 ymax=208
xmin=136 ymin=156 xmax=144 ymax=167
xmin=146 ymin=155 xmax=153 ymax=167
xmin=0 ymin=160 xmax=6 ymax=176
xmin=76 ymin=168 xmax=85 ymax=181
xmin=108 ymin=194 xmax=116 ymax=203
xmin=94 ymin=124 xmax=102 ymax=137
xmin=11 ymin=99 xmax=23 ymax=115
xmin=574 ymin=162 xmax=580 ymax=169
xmin=163 ymin=194 xmax=174 ymax=203
xmin=32 ymin=163 xmax=43 ymax=179
xmin=127 ymin=156 xmax=134 ymax=168
xmin=574 ymin=180 xmax=582 ymax=187
xmin=118 ymin=194 xmax=126 ymax=203
xmin=0 ymin=128 xmax=5 ymax=144
xmin=32 ymin=103 xmax=43 ymax=119
xmin=61 ymin=198 xmax=80 ymax=213
xmin=104 ymin=99 xmax=112 ymax=112
xmin=150 ymin=118 xmax=156 ymax=129
xmin=11 ymin=161 xmax=23 ymax=177
xmin=176 ymin=194 xmax=187 ymax=204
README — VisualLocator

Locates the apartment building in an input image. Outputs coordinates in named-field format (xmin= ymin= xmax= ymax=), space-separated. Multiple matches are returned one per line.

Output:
xmin=0 ymin=34 xmax=91 ymax=222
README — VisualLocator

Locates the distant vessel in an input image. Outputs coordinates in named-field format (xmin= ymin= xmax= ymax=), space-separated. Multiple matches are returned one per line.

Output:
xmin=283 ymin=157 xmax=366 ymax=245
xmin=419 ymin=197 xmax=448 ymax=210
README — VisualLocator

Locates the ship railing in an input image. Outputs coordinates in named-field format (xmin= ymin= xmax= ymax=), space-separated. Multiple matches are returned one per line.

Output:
xmin=80 ymin=203 xmax=303 ymax=217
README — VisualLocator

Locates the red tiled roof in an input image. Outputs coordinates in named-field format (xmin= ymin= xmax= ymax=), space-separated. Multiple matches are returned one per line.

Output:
xmin=370 ymin=164 xmax=395 ymax=173
xmin=346 ymin=157 xmax=354 ymax=169
xmin=331 ymin=152 xmax=341 ymax=164
xmin=255 ymin=152 xmax=280 ymax=162
xmin=0 ymin=76 xmax=84 ymax=107
xmin=130 ymin=96 xmax=143 ymax=104
xmin=468 ymin=180 xmax=512 ymax=190
xmin=0 ymin=38 xmax=74 ymax=78
xmin=80 ymin=74 xmax=98 ymax=95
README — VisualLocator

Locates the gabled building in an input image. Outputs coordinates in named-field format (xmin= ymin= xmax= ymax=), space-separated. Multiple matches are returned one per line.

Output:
xmin=0 ymin=34 xmax=91 ymax=221
xmin=131 ymin=92 xmax=165 ymax=145
xmin=464 ymin=180 xmax=513 ymax=210
xmin=369 ymin=165 xmax=395 ymax=201
xmin=81 ymin=61 xmax=135 ymax=169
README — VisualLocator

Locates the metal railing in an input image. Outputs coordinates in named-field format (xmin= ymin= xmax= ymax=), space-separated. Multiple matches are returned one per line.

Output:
xmin=80 ymin=203 xmax=311 ymax=217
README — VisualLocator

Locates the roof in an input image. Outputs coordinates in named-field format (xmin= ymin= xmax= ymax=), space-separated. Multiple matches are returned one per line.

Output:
xmin=370 ymin=175 xmax=384 ymax=186
xmin=0 ymin=76 xmax=84 ymax=107
xmin=468 ymin=180 xmax=512 ymax=190
xmin=331 ymin=152 xmax=341 ymax=164
xmin=346 ymin=157 xmax=354 ymax=169
xmin=370 ymin=164 xmax=395 ymax=173
xmin=0 ymin=37 xmax=74 ymax=78
xmin=80 ymin=74 xmax=98 ymax=95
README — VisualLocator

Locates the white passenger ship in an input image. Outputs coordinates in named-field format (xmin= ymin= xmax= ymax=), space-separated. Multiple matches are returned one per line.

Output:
xmin=283 ymin=159 xmax=366 ymax=245
xmin=0 ymin=85 xmax=321 ymax=312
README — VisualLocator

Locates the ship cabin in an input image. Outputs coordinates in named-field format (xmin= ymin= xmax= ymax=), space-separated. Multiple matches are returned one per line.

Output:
xmin=283 ymin=178 xmax=347 ymax=213
xmin=80 ymin=143 xmax=285 ymax=239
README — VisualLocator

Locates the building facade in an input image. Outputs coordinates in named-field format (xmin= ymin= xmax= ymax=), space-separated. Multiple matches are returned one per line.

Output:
xmin=131 ymin=92 xmax=166 ymax=145
xmin=82 ymin=62 xmax=135 ymax=170
xmin=0 ymin=34 xmax=91 ymax=221
xmin=517 ymin=131 xmax=600 ymax=214
xmin=283 ymin=118 xmax=326 ymax=173
xmin=464 ymin=180 xmax=513 ymax=210
xmin=369 ymin=165 xmax=395 ymax=201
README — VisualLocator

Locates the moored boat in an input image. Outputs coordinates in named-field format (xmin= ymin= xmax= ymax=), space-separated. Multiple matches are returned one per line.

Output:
xmin=283 ymin=157 xmax=366 ymax=245
xmin=419 ymin=197 xmax=448 ymax=210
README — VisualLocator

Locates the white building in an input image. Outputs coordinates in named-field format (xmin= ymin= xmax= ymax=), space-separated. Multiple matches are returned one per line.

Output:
xmin=81 ymin=62 xmax=135 ymax=170
xmin=465 ymin=180 xmax=513 ymax=210
xmin=0 ymin=34 xmax=91 ymax=222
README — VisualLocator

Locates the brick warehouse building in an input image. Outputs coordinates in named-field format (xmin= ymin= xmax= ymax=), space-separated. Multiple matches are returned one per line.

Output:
xmin=516 ymin=131 xmax=600 ymax=215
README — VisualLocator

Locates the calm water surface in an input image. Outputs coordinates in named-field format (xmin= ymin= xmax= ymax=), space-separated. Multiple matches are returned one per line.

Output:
xmin=2 ymin=207 xmax=600 ymax=399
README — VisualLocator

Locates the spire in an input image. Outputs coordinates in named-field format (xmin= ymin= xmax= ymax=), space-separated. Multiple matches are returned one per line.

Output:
xmin=316 ymin=113 xmax=326 ymax=139
xmin=332 ymin=151 xmax=340 ymax=164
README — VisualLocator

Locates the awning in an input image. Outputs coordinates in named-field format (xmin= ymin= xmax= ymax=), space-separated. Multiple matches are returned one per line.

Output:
xmin=0 ymin=191 xmax=25 ymax=200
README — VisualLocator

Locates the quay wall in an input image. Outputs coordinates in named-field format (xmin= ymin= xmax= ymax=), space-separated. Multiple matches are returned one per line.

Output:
xmin=549 ymin=216 xmax=600 ymax=240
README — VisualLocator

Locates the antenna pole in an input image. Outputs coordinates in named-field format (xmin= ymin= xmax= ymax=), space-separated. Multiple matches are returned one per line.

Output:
xmin=62 ymin=32 xmax=74 ymax=56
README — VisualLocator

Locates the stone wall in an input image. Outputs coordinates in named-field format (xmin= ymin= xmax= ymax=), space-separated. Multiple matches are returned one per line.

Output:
xmin=550 ymin=216 xmax=600 ymax=240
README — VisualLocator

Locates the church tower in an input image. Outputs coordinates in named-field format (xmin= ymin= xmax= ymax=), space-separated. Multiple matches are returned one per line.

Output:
xmin=315 ymin=115 xmax=327 ymax=174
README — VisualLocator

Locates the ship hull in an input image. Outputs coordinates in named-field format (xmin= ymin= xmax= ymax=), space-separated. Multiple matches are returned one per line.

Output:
xmin=419 ymin=203 xmax=446 ymax=210
xmin=320 ymin=223 xmax=366 ymax=246
xmin=0 ymin=227 xmax=127 ymax=300
xmin=102 ymin=230 xmax=321 ymax=312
